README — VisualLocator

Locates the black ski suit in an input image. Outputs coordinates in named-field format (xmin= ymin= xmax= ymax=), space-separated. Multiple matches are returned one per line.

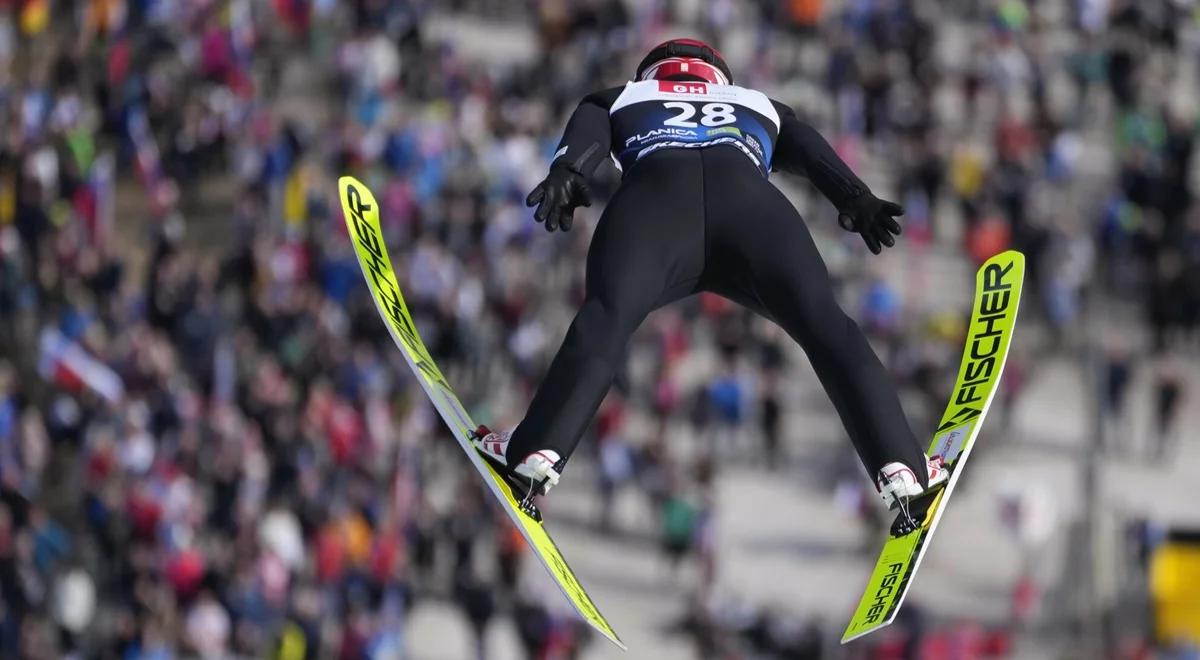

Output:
xmin=510 ymin=80 xmax=928 ymax=485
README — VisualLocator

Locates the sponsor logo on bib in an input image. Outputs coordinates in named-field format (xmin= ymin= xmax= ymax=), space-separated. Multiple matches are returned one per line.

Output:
xmin=658 ymin=81 xmax=708 ymax=95
xmin=706 ymin=126 xmax=741 ymax=137
xmin=625 ymin=127 xmax=699 ymax=146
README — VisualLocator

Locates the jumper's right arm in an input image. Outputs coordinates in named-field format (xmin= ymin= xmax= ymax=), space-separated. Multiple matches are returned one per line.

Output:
xmin=527 ymin=88 xmax=622 ymax=232
xmin=770 ymin=99 xmax=905 ymax=254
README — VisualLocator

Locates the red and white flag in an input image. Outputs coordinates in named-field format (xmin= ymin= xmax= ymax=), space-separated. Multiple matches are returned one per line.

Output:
xmin=37 ymin=328 xmax=124 ymax=405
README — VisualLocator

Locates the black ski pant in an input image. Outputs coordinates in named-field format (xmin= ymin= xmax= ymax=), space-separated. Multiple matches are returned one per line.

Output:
xmin=507 ymin=145 xmax=928 ymax=485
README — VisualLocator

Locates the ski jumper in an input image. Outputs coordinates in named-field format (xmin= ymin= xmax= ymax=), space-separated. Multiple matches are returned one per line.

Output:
xmin=508 ymin=80 xmax=929 ymax=485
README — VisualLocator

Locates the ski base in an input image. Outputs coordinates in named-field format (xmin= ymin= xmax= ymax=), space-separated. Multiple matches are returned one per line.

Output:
xmin=841 ymin=250 xmax=1025 ymax=644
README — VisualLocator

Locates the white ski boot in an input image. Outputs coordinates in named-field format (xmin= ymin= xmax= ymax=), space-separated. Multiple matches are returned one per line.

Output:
xmin=471 ymin=425 xmax=562 ymax=496
xmin=875 ymin=454 xmax=949 ymax=511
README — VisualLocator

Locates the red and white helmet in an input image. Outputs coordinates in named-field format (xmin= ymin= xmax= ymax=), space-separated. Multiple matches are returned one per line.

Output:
xmin=636 ymin=38 xmax=732 ymax=86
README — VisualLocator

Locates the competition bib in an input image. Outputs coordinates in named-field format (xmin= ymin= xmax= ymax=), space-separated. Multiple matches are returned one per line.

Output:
xmin=609 ymin=80 xmax=781 ymax=174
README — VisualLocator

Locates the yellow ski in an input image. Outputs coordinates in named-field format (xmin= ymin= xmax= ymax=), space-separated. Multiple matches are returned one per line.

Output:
xmin=842 ymin=250 xmax=1025 ymax=644
xmin=338 ymin=176 xmax=625 ymax=650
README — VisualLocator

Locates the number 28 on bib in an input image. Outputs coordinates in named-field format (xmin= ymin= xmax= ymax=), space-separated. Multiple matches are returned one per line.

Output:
xmin=607 ymin=80 xmax=782 ymax=174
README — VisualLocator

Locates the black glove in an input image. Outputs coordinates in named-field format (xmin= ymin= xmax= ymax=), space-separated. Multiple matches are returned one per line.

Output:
xmin=837 ymin=192 xmax=904 ymax=255
xmin=525 ymin=161 xmax=591 ymax=232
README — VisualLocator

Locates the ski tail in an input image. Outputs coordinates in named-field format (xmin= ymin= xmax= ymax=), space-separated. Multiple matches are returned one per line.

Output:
xmin=841 ymin=249 xmax=1025 ymax=644
xmin=337 ymin=176 xmax=625 ymax=650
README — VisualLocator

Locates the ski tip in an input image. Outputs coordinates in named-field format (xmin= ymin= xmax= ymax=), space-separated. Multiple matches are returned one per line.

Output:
xmin=986 ymin=249 xmax=1025 ymax=268
xmin=337 ymin=175 xmax=375 ymax=206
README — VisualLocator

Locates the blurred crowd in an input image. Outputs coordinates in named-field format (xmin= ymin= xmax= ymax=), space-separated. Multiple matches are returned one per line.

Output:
xmin=0 ymin=0 xmax=1196 ymax=658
